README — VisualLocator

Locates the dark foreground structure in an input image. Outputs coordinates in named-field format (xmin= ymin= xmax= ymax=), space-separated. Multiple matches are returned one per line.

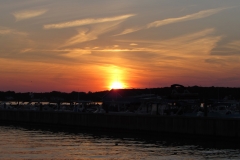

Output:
xmin=1 ymin=110 xmax=240 ymax=139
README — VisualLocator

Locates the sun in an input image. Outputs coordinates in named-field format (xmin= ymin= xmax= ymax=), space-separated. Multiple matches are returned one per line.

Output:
xmin=110 ymin=81 xmax=124 ymax=89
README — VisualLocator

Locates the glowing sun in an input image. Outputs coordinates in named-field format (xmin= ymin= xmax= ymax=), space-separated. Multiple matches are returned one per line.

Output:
xmin=110 ymin=81 xmax=124 ymax=89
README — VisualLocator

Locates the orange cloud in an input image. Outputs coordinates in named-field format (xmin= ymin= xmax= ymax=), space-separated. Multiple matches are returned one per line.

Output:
xmin=44 ymin=14 xmax=135 ymax=29
xmin=12 ymin=9 xmax=47 ymax=21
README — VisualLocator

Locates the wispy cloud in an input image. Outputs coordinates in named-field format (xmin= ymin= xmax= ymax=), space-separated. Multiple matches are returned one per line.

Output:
xmin=44 ymin=14 xmax=135 ymax=29
xmin=114 ymin=26 xmax=144 ymax=36
xmin=212 ymin=40 xmax=240 ymax=56
xmin=12 ymin=9 xmax=47 ymax=21
xmin=205 ymin=58 xmax=227 ymax=65
xmin=147 ymin=8 xmax=225 ymax=28
xmin=225 ymin=40 xmax=240 ymax=51
xmin=62 ymin=21 xmax=122 ymax=47
xmin=0 ymin=27 xmax=27 ymax=35
xmin=20 ymin=48 xmax=33 ymax=53
xmin=205 ymin=56 xmax=239 ymax=67
xmin=115 ymin=28 xmax=221 ymax=55
xmin=130 ymin=43 xmax=138 ymax=46
xmin=157 ymin=28 xmax=221 ymax=56
xmin=60 ymin=49 xmax=92 ymax=58
xmin=63 ymin=28 xmax=97 ymax=47
xmin=116 ymin=8 xmax=227 ymax=36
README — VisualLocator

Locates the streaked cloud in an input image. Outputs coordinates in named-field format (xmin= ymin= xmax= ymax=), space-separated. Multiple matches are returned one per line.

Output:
xmin=205 ymin=56 xmax=240 ymax=67
xmin=62 ymin=21 xmax=122 ymax=47
xmin=212 ymin=40 xmax=240 ymax=56
xmin=147 ymin=8 xmax=225 ymax=28
xmin=12 ymin=9 xmax=47 ymax=21
xmin=158 ymin=28 xmax=221 ymax=56
xmin=0 ymin=27 xmax=31 ymax=57
xmin=225 ymin=40 xmax=240 ymax=51
xmin=63 ymin=28 xmax=97 ymax=47
xmin=115 ymin=28 xmax=221 ymax=56
xmin=44 ymin=14 xmax=135 ymax=29
xmin=61 ymin=49 xmax=92 ymax=58
xmin=130 ymin=43 xmax=138 ymax=46
xmin=205 ymin=58 xmax=227 ymax=65
xmin=20 ymin=48 xmax=33 ymax=53
xmin=116 ymin=8 xmax=227 ymax=36
xmin=114 ymin=26 xmax=143 ymax=36
xmin=0 ymin=27 xmax=27 ymax=35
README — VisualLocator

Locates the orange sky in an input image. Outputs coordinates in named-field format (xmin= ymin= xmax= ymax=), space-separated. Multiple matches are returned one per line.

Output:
xmin=0 ymin=1 xmax=240 ymax=92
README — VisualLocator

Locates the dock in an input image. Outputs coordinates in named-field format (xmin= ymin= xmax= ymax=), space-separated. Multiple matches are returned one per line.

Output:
xmin=1 ymin=110 xmax=240 ymax=139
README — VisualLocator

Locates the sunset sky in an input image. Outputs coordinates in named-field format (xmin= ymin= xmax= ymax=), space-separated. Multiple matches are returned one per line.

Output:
xmin=0 ymin=0 xmax=240 ymax=92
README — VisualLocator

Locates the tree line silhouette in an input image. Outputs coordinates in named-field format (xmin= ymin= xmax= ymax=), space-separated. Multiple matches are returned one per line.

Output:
xmin=0 ymin=86 xmax=240 ymax=102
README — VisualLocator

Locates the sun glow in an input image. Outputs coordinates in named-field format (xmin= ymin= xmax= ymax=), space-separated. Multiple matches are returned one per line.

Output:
xmin=110 ymin=81 xmax=124 ymax=89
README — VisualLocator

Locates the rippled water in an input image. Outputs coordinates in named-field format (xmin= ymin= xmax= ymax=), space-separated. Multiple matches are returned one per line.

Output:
xmin=0 ymin=125 xmax=240 ymax=160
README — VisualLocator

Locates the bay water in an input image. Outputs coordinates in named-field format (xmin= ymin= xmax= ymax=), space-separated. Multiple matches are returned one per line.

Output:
xmin=0 ymin=125 xmax=240 ymax=160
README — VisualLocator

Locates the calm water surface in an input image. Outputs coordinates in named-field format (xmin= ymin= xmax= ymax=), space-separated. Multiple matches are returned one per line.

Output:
xmin=0 ymin=125 xmax=240 ymax=160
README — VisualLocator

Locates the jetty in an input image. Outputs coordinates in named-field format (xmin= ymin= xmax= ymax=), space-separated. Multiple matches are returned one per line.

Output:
xmin=1 ymin=110 xmax=240 ymax=139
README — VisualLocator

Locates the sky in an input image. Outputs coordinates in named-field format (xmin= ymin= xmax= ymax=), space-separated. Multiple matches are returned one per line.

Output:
xmin=0 ymin=0 xmax=240 ymax=93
